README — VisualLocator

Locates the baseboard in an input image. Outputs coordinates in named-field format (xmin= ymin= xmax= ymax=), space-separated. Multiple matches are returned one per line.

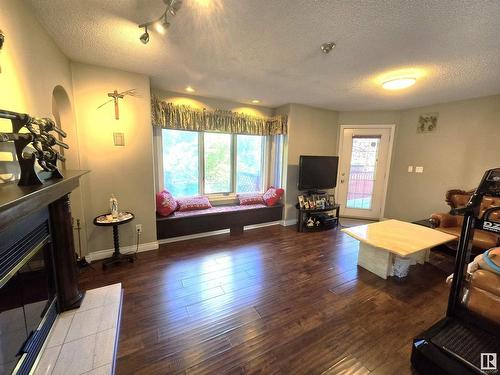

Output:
xmin=158 ymin=229 xmax=230 ymax=244
xmin=157 ymin=221 xmax=282 ymax=245
xmin=244 ymin=221 xmax=281 ymax=230
xmin=280 ymin=219 xmax=297 ymax=226
xmin=86 ymin=241 xmax=159 ymax=262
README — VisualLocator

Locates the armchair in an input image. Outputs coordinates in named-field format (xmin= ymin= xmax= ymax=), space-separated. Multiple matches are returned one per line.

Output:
xmin=430 ymin=189 xmax=500 ymax=253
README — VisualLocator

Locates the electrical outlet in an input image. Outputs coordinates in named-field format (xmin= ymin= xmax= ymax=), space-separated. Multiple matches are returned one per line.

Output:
xmin=135 ymin=224 xmax=142 ymax=233
xmin=415 ymin=166 xmax=424 ymax=173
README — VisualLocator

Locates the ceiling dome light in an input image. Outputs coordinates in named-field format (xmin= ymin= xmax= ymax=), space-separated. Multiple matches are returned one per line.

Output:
xmin=185 ymin=86 xmax=195 ymax=93
xmin=139 ymin=26 xmax=150 ymax=44
xmin=382 ymin=77 xmax=416 ymax=90
xmin=251 ymin=99 xmax=260 ymax=104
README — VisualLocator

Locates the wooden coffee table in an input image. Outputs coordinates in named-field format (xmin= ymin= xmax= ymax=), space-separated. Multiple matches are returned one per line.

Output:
xmin=342 ymin=219 xmax=457 ymax=279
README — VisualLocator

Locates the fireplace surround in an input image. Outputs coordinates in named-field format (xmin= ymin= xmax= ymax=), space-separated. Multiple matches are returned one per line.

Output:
xmin=0 ymin=170 xmax=87 ymax=375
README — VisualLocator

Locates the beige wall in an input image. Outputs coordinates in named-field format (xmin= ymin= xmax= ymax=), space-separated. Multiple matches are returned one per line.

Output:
xmin=384 ymin=95 xmax=500 ymax=221
xmin=282 ymin=104 xmax=339 ymax=221
xmin=71 ymin=63 xmax=156 ymax=253
xmin=153 ymin=89 xmax=274 ymax=116
xmin=337 ymin=95 xmax=500 ymax=222
xmin=0 ymin=0 xmax=88 ymax=253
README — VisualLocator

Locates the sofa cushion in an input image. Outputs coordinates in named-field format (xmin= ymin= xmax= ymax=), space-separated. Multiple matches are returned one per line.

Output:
xmin=263 ymin=187 xmax=284 ymax=206
xmin=177 ymin=196 xmax=212 ymax=211
xmin=436 ymin=227 xmax=498 ymax=249
xmin=237 ymin=193 xmax=264 ymax=205
xmin=156 ymin=190 xmax=177 ymax=216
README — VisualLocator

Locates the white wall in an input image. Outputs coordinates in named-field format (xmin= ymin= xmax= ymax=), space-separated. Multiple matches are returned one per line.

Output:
xmin=71 ymin=63 xmax=156 ymax=253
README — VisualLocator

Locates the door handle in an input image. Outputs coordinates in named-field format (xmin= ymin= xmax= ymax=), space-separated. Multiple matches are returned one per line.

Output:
xmin=340 ymin=179 xmax=344 ymax=184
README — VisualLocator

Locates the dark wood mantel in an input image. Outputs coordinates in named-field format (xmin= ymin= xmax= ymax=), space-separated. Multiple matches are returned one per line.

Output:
xmin=0 ymin=170 xmax=89 ymax=311
xmin=0 ymin=170 xmax=88 ymax=232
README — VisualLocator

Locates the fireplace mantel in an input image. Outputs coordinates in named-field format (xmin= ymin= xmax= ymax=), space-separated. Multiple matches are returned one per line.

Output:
xmin=0 ymin=170 xmax=88 ymax=231
xmin=0 ymin=170 xmax=89 ymax=311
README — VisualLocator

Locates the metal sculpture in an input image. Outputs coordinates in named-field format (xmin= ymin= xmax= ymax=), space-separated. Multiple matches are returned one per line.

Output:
xmin=97 ymin=89 xmax=139 ymax=120
xmin=0 ymin=109 xmax=68 ymax=186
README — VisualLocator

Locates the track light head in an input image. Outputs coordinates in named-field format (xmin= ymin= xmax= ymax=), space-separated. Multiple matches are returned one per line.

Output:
xmin=140 ymin=27 xmax=150 ymax=44
xmin=320 ymin=42 xmax=336 ymax=54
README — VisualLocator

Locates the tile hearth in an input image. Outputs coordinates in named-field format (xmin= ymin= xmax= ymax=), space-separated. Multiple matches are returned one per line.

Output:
xmin=34 ymin=283 xmax=122 ymax=375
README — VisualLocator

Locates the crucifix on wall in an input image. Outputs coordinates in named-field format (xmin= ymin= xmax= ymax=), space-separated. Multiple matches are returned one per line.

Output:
xmin=97 ymin=89 xmax=140 ymax=120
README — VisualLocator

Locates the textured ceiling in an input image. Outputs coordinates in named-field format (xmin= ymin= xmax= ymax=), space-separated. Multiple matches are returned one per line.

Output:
xmin=27 ymin=0 xmax=500 ymax=110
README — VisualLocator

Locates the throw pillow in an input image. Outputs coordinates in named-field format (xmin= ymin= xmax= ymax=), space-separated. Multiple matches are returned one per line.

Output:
xmin=177 ymin=196 xmax=212 ymax=211
xmin=237 ymin=193 xmax=264 ymax=205
xmin=156 ymin=190 xmax=177 ymax=216
xmin=262 ymin=187 xmax=284 ymax=206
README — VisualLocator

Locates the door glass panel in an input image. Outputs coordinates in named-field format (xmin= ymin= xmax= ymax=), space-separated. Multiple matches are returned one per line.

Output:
xmin=346 ymin=137 xmax=380 ymax=209
xmin=204 ymin=133 xmax=232 ymax=194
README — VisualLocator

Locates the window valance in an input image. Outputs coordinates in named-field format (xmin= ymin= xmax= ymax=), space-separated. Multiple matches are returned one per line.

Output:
xmin=151 ymin=95 xmax=287 ymax=135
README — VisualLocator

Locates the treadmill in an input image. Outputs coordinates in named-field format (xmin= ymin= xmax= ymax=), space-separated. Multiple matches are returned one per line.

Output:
xmin=411 ymin=168 xmax=500 ymax=374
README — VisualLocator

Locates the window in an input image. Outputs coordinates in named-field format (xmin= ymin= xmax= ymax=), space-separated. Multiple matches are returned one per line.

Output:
xmin=162 ymin=130 xmax=200 ymax=197
xmin=161 ymin=129 xmax=267 ymax=197
xmin=204 ymin=133 xmax=232 ymax=194
xmin=236 ymin=135 xmax=264 ymax=193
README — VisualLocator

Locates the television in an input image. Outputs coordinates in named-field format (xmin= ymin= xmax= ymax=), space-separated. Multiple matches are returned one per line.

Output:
xmin=298 ymin=155 xmax=339 ymax=191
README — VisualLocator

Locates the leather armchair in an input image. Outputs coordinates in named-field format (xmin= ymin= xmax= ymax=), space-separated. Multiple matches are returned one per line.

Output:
xmin=430 ymin=190 xmax=500 ymax=253
xmin=465 ymin=248 xmax=500 ymax=323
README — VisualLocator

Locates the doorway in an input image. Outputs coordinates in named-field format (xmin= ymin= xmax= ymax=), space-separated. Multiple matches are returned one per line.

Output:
xmin=336 ymin=125 xmax=394 ymax=220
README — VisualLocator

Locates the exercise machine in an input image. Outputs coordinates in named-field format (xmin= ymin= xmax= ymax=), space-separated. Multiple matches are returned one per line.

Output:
xmin=411 ymin=168 xmax=500 ymax=374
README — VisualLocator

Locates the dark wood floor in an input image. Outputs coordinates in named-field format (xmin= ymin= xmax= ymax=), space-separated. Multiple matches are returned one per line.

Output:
xmin=79 ymin=224 xmax=455 ymax=375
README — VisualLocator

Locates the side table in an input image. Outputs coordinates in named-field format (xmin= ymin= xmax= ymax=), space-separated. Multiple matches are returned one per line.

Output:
xmin=93 ymin=211 xmax=135 ymax=270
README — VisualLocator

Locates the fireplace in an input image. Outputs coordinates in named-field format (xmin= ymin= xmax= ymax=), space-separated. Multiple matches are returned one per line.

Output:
xmin=0 ymin=171 xmax=87 ymax=375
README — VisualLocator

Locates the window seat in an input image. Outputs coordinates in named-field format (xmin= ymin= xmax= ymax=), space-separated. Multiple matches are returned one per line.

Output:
xmin=156 ymin=203 xmax=283 ymax=239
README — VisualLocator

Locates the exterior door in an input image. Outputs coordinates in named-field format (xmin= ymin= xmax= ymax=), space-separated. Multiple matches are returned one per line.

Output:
xmin=337 ymin=127 xmax=392 ymax=219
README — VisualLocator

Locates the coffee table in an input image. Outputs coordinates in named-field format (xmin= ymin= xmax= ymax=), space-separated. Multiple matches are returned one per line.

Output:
xmin=342 ymin=219 xmax=457 ymax=279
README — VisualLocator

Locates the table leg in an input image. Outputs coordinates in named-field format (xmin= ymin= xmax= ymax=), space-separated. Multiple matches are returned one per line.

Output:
xmin=357 ymin=242 xmax=392 ymax=279
xmin=102 ymin=225 xmax=135 ymax=270
xmin=112 ymin=225 xmax=120 ymax=256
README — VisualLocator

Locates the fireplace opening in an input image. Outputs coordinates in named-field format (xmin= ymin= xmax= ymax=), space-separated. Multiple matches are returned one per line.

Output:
xmin=0 ymin=209 xmax=57 ymax=375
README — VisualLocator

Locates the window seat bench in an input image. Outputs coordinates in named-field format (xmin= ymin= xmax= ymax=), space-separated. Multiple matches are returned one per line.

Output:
xmin=156 ymin=203 xmax=283 ymax=240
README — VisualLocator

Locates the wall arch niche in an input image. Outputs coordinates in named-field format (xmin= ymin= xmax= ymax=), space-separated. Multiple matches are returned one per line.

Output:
xmin=51 ymin=85 xmax=88 ymax=257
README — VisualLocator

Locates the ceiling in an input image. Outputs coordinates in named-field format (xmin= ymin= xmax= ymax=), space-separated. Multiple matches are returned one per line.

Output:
xmin=28 ymin=0 xmax=500 ymax=111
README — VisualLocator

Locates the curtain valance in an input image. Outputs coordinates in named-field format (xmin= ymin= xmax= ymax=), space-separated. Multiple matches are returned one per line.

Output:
xmin=151 ymin=95 xmax=287 ymax=136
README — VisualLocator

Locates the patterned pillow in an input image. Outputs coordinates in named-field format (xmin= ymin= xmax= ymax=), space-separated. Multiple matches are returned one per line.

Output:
xmin=177 ymin=196 xmax=212 ymax=211
xmin=237 ymin=193 xmax=264 ymax=205
xmin=262 ymin=187 xmax=284 ymax=206
xmin=156 ymin=190 xmax=177 ymax=216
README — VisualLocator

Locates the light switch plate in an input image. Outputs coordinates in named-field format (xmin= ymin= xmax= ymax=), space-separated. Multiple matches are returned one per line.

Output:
xmin=408 ymin=166 xmax=413 ymax=173
xmin=415 ymin=166 xmax=424 ymax=173
xmin=113 ymin=132 xmax=125 ymax=146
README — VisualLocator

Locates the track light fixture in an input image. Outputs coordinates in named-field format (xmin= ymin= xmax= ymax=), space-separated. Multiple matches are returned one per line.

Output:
xmin=140 ymin=26 xmax=150 ymax=44
xmin=138 ymin=0 xmax=182 ymax=44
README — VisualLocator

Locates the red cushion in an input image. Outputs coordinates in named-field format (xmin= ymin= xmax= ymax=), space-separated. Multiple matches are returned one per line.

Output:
xmin=262 ymin=187 xmax=284 ymax=206
xmin=156 ymin=190 xmax=177 ymax=216
xmin=237 ymin=193 xmax=264 ymax=205
xmin=177 ymin=196 xmax=212 ymax=211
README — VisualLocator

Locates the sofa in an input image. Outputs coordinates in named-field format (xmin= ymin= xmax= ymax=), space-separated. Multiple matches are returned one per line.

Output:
xmin=430 ymin=189 xmax=500 ymax=253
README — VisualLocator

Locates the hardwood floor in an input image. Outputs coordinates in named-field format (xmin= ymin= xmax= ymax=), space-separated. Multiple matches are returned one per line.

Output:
xmin=79 ymin=224 xmax=455 ymax=375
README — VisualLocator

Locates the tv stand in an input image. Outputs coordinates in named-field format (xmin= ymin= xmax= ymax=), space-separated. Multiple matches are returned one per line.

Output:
xmin=304 ymin=190 xmax=327 ymax=195
xmin=296 ymin=204 xmax=340 ymax=232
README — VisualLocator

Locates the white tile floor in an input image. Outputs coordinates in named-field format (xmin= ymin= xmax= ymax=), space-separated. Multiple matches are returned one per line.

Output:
xmin=34 ymin=283 xmax=122 ymax=375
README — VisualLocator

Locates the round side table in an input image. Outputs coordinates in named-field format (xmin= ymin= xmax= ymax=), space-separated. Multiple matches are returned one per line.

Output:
xmin=93 ymin=211 xmax=135 ymax=270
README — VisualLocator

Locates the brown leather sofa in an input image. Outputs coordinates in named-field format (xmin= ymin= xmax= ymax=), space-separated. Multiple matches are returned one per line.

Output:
xmin=465 ymin=248 xmax=500 ymax=323
xmin=430 ymin=189 xmax=500 ymax=253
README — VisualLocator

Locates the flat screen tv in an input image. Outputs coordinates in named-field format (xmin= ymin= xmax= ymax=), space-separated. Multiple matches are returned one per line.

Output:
xmin=298 ymin=155 xmax=339 ymax=191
